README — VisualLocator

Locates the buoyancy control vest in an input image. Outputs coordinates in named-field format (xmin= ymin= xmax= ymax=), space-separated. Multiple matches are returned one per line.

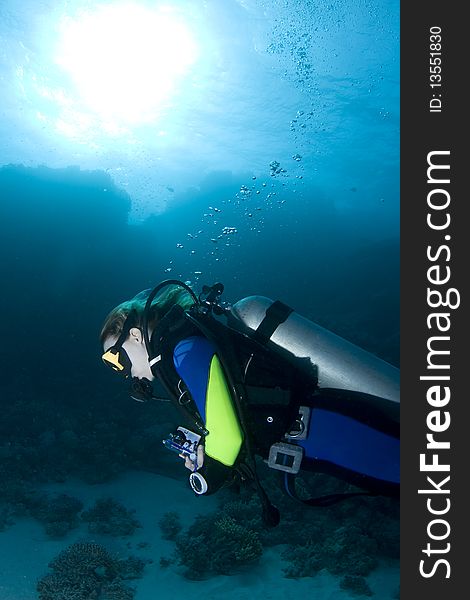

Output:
xmin=142 ymin=282 xmax=399 ymax=524
xmin=149 ymin=301 xmax=312 ymax=476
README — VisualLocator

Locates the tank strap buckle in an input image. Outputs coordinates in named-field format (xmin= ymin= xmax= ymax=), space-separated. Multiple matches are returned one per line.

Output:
xmin=267 ymin=442 xmax=303 ymax=474
xmin=285 ymin=406 xmax=311 ymax=441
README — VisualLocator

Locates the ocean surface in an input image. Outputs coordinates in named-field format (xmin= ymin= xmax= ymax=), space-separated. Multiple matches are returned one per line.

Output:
xmin=0 ymin=1 xmax=399 ymax=598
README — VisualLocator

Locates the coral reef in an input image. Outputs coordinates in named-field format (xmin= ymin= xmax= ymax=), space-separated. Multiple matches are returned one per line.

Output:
xmin=36 ymin=541 xmax=144 ymax=600
xmin=101 ymin=581 xmax=135 ymax=600
xmin=196 ymin=468 xmax=397 ymax=583
xmin=340 ymin=575 xmax=373 ymax=596
xmin=281 ymin=522 xmax=379 ymax=578
xmin=158 ymin=465 xmax=398 ymax=584
xmin=158 ymin=511 xmax=182 ymax=540
xmin=0 ymin=483 xmax=83 ymax=537
xmin=30 ymin=493 xmax=84 ymax=538
xmin=81 ymin=497 xmax=141 ymax=536
xmin=116 ymin=556 xmax=146 ymax=580
xmin=0 ymin=377 xmax=175 ymax=488
xmin=0 ymin=504 xmax=14 ymax=531
xmin=159 ymin=556 xmax=174 ymax=568
xmin=0 ymin=479 xmax=42 ymax=530
xmin=173 ymin=513 xmax=262 ymax=579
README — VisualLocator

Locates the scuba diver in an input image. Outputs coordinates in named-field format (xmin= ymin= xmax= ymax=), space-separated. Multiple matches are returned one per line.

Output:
xmin=100 ymin=280 xmax=399 ymax=527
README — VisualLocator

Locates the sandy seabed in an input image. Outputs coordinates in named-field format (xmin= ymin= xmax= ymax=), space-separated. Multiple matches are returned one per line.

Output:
xmin=0 ymin=471 xmax=399 ymax=600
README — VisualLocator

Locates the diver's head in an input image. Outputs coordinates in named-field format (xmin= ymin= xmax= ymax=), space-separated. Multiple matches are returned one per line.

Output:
xmin=101 ymin=308 xmax=154 ymax=381
xmin=100 ymin=283 xmax=195 ymax=386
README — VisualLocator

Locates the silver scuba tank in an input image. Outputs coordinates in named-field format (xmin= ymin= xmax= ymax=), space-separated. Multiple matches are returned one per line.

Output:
xmin=230 ymin=296 xmax=399 ymax=404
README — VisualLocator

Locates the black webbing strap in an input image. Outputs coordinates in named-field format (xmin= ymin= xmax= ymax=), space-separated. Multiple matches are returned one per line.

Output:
xmin=284 ymin=473 xmax=377 ymax=507
xmin=185 ymin=311 xmax=281 ymax=527
xmin=252 ymin=300 xmax=294 ymax=346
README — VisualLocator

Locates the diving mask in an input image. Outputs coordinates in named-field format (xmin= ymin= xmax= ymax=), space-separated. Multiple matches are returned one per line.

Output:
xmin=101 ymin=309 xmax=138 ymax=377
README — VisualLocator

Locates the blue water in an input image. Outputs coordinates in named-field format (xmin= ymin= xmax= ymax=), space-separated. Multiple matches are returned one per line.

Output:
xmin=0 ymin=1 xmax=399 ymax=598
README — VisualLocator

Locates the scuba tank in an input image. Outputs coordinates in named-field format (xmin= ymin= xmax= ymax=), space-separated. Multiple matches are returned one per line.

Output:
xmin=230 ymin=296 xmax=399 ymax=405
xmin=229 ymin=296 xmax=400 ymax=504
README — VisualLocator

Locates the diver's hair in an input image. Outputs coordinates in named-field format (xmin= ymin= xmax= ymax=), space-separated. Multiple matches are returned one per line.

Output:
xmin=100 ymin=285 xmax=195 ymax=346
